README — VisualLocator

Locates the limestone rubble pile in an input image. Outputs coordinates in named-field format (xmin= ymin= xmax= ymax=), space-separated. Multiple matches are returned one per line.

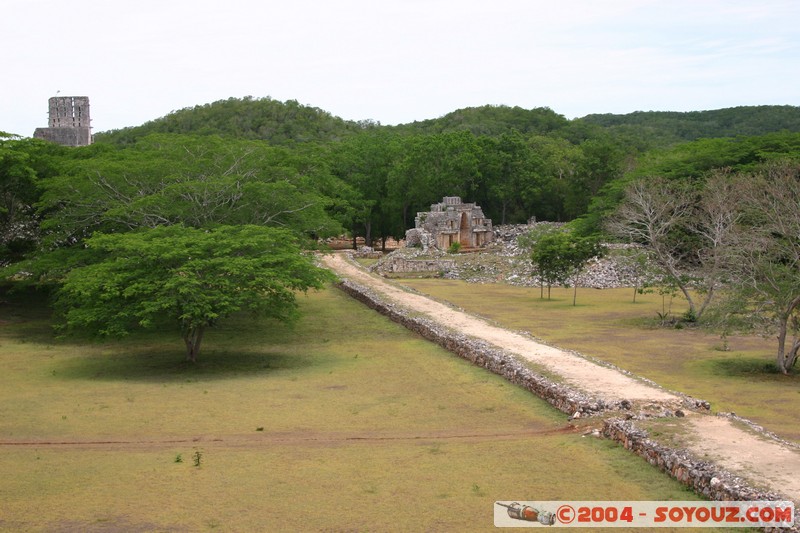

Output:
xmin=436 ymin=223 xmax=646 ymax=288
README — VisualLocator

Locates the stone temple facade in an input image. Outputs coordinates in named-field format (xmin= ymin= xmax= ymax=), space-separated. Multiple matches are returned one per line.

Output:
xmin=406 ymin=196 xmax=494 ymax=251
xmin=33 ymin=96 xmax=93 ymax=146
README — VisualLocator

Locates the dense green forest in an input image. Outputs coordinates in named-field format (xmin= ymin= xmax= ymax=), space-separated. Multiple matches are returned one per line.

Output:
xmin=581 ymin=105 xmax=800 ymax=147
xmin=96 ymin=98 xmax=800 ymax=148
xmin=95 ymin=98 xmax=800 ymax=236
xmin=6 ymin=97 xmax=800 ymax=259
xmin=4 ymin=97 xmax=800 ymax=366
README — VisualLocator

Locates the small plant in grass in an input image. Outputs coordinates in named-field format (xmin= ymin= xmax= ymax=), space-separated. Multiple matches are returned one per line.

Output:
xmin=174 ymin=453 xmax=183 ymax=463
xmin=654 ymin=309 xmax=675 ymax=327
xmin=448 ymin=242 xmax=461 ymax=254
xmin=713 ymin=332 xmax=731 ymax=352
xmin=193 ymin=450 xmax=203 ymax=467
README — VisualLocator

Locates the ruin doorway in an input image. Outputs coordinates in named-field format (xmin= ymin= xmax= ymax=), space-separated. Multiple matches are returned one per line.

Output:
xmin=459 ymin=212 xmax=471 ymax=247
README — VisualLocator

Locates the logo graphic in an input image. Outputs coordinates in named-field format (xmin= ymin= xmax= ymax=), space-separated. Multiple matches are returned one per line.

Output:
xmin=496 ymin=502 xmax=556 ymax=525
xmin=494 ymin=500 xmax=794 ymax=528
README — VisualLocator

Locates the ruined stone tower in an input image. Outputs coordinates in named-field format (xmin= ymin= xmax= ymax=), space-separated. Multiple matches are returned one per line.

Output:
xmin=33 ymin=96 xmax=92 ymax=146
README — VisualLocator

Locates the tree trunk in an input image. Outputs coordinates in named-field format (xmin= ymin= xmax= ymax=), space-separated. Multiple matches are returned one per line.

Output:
xmin=675 ymin=282 xmax=698 ymax=319
xmin=364 ymin=220 xmax=372 ymax=247
xmin=657 ymin=255 xmax=700 ymax=318
xmin=183 ymin=326 xmax=205 ymax=363
xmin=776 ymin=318 xmax=790 ymax=374
xmin=774 ymin=319 xmax=800 ymax=374
xmin=776 ymin=296 xmax=800 ymax=374
xmin=696 ymin=285 xmax=716 ymax=320
xmin=787 ymin=339 xmax=800 ymax=372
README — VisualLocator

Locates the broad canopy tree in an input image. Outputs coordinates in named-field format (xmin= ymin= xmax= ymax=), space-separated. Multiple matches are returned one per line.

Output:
xmin=38 ymin=134 xmax=343 ymax=246
xmin=16 ymin=134 xmax=345 ymax=361
xmin=56 ymin=225 xmax=333 ymax=362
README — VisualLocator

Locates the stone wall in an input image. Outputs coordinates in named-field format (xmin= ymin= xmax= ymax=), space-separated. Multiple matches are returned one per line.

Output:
xmin=33 ymin=126 xmax=92 ymax=147
xmin=603 ymin=418 xmax=797 ymax=531
xmin=334 ymin=272 xmax=799 ymax=531
xmin=351 ymin=246 xmax=383 ymax=259
xmin=377 ymin=256 xmax=456 ymax=274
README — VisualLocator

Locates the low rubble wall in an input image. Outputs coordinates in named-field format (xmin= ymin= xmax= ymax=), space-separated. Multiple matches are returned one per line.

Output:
xmin=603 ymin=418 xmax=797 ymax=531
xmin=377 ymin=256 xmax=456 ymax=274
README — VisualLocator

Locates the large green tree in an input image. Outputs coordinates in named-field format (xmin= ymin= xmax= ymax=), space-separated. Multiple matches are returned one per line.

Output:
xmin=477 ymin=131 xmax=544 ymax=225
xmin=0 ymin=137 xmax=65 ymax=262
xmin=38 ymin=134 xmax=343 ymax=247
xmin=56 ymin=225 xmax=333 ymax=362
xmin=328 ymin=130 xmax=400 ymax=248
xmin=565 ymin=137 xmax=625 ymax=219
xmin=386 ymin=132 xmax=482 ymax=231
xmin=3 ymin=133 xmax=347 ymax=363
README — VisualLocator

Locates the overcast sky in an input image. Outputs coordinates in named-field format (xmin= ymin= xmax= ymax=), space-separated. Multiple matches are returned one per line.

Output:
xmin=3 ymin=0 xmax=799 ymax=137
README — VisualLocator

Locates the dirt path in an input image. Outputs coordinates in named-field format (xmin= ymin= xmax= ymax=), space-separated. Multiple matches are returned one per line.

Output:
xmin=322 ymin=252 xmax=800 ymax=504
xmin=323 ymin=253 xmax=677 ymax=404
xmin=684 ymin=415 xmax=800 ymax=499
xmin=0 ymin=426 xmax=580 ymax=451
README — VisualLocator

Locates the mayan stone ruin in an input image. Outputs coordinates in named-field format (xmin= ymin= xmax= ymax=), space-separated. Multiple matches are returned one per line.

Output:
xmin=405 ymin=196 xmax=494 ymax=251
xmin=33 ymin=96 xmax=93 ymax=146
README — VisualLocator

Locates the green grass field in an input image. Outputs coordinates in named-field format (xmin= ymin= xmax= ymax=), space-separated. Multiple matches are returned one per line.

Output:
xmin=399 ymin=280 xmax=800 ymax=443
xmin=0 ymin=283 xmax=743 ymax=532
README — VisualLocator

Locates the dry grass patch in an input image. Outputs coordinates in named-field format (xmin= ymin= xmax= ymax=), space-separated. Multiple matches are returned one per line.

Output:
xmin=399 ymin=280 xmax=800 ymax=443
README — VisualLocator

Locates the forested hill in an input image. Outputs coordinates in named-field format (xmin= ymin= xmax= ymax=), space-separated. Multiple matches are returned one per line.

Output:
xmin=390 ymin=105 xmax=570 ymax=136
xmin=579 ymin=105 xmax=800 ymax=146
xmin=94 ymin=96 xmax=368 ymax=146
xmin=94 ymin=96 xmax=800 ymax=149
xmin=380 ymin=104 xmax=800 ymax=146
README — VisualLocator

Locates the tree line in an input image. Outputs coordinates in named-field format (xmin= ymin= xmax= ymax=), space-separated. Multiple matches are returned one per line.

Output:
xmin=3 ymin=99 xmax=800 ymax=366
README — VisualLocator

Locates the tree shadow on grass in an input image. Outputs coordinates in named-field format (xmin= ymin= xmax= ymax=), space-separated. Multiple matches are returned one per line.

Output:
xmin=52 ymin=347 xmax=322 ymax=383
xmin=705 ymin=356 xmax=788 ymax=378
